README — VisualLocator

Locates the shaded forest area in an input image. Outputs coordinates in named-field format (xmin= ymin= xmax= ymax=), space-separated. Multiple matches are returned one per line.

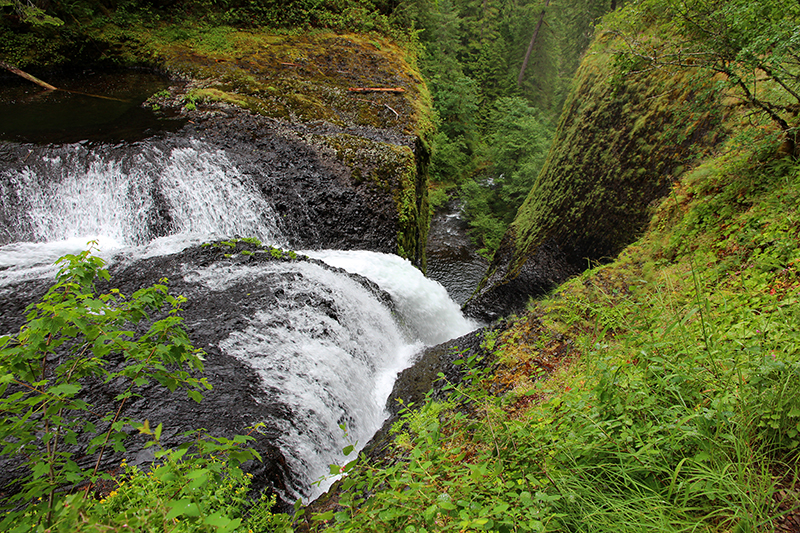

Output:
xmin=404 ymin=0 xmax=617 ymax=257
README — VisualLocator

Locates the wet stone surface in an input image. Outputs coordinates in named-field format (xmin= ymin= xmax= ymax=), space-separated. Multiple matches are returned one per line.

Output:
xmin=425 ymin=198 xmax=488 ymax=305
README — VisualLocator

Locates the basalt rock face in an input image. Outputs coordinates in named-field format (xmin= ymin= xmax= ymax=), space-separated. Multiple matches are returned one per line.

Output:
xmin=164 ymin=111 xmax=427 ymax=260
xmin=463 ymin=36 xmax=727 ymax=321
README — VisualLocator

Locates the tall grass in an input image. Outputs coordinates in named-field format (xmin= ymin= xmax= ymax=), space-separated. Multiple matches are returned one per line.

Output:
xmin=310 ymin=148 xmax=800 ymax=532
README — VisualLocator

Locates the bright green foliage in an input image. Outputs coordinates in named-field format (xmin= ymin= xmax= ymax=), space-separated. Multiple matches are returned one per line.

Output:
xmin=14 ymin=426 xmax=290 ymax=532
xmin=0 ymin=247 xmax=211 ymax=530
xmin=604 ymin=0 xmax=800 ymax=151
xmin=315 ymin=392 xmax=557 ymax=531
xmin=530 ymin=152 xmax=800 ymax=531
xmin=312 ymin=132 xmax=800 ymax=531
xmin=460 ymin=97 xmax=553 ymax=257
xmin=78 ymin=428 xmax=288 ymax=533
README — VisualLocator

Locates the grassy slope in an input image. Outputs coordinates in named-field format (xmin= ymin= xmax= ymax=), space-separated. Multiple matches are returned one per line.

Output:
xmin=305 ymin=12 xmax=800 ymax=530
xmin=309 ymin=118 xmax=800 ymax=533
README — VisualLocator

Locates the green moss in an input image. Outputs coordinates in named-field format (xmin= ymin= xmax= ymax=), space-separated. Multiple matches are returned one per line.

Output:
xmin=507 ymin=30 xmax=726 ymax=278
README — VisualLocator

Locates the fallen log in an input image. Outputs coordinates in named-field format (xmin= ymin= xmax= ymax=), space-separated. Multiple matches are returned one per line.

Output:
xmin=348 ymin=87 xmax=405 ymax=93
xmin=0 ymin=60 xmax=57 ymax=91
xmin=0 ymin=60 xmax=131 ymax=103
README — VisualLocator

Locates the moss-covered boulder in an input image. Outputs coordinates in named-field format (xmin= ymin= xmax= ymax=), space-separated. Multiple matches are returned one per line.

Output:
xmin=463 ymin=33 xmax=726 ymax=319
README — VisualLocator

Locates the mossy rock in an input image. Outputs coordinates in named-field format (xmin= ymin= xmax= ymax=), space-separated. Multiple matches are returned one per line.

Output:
xmin=464 ymin=30 xmax=727 ymax=319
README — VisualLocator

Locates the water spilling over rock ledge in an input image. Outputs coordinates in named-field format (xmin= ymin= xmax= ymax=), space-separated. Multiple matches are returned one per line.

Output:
xmin=0 ymin=239 xmax=479 ymax=506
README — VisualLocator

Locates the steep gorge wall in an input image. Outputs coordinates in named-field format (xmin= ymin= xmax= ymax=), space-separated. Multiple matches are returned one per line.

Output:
xmin=464 ymin=33 xmax=727 ymax=319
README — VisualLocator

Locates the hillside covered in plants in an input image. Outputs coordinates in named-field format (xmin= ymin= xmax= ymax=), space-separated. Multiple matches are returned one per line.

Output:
xmin=302 ymin=0 xmax=800 ymax=531
xmin=1 ymin=0 xmax=799 ymax=531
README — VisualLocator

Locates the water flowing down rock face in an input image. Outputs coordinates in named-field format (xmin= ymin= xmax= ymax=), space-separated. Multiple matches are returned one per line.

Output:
xmin=0 ymin=112 xmax=425 ymax=265
xmin=0 ymin=116 xmax=476 ymax=504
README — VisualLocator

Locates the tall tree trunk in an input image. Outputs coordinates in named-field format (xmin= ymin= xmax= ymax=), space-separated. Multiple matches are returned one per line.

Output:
xmin=481 ymin=0 xmax=487 ymax=40
xmin=517 ymin=0 xmax=551 ymax=87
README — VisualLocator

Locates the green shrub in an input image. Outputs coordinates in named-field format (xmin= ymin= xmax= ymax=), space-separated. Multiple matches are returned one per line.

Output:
xmin=0 ymin=246 xmax=291 ymax=532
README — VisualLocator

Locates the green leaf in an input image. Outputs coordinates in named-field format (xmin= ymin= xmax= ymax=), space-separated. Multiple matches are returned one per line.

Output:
xmin=138 ymin=419 xmax=152 ymax=435
xmin=313 ymin=511 xmax=335 ymax=522
xmin=166 ymin=499 xmax=201 ymax=520
xmin=188 ymin=390 xmax=203 ymax=403
xmin=694 ymin=451 xmax=711 ymax=463
xmin=205 ymin=512 xmax=239 ymax=530
xmin=48 ymin=383 xmax=81 ymax=397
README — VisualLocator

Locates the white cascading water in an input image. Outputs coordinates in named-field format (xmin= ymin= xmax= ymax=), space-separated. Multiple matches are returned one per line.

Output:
xmin=193 ymin=259 xmax=476 ymax=499
xmin=0 ymin=139 xmax=479 ymax=500
xmin=0 ymin=140 xmax=284 ymax=284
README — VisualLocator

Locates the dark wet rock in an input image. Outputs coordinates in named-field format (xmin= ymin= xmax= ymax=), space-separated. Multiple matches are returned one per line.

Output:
xmin=0 ymin=241 xmax=393 ymax=509
xmin=462 ymin=233 xmax=580 ymax=322
xmin=425 ymin=198 xmax=488 ymax=305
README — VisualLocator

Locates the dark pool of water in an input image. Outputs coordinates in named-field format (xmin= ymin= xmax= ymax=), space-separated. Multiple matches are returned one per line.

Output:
xmin=0 ymin=69 xmax=186 ymax=144
xmin=426 ymin=199 xmax=489 ymax=305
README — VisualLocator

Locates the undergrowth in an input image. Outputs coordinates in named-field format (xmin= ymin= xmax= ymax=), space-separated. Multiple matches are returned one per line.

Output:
xmin=309 ymin=142 xmax=800 ymax=531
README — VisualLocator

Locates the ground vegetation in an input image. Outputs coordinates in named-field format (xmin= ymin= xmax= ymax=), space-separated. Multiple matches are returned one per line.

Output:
xmin=305 ymin=92 xmax=800 ymax=533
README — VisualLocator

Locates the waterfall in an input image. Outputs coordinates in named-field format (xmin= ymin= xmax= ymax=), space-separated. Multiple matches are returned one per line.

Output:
xmin=188 ymin=256 xmax=479 ymax=500
xmin=0 ymin=139 xmax=284 ymax=283
xmin=307 ymin=249 xmax=476 ymax=346
xmin=0 ymin=138 xmax=478 ymax=501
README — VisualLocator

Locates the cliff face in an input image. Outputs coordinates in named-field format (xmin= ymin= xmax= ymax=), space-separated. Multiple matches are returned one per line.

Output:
xmin=149 ymin=31 xmax=433 ymax=267
xmin=1 ymin=30 xmax=433 ymax=267
xmin=463 ymin=34 xmax=726 ymax=319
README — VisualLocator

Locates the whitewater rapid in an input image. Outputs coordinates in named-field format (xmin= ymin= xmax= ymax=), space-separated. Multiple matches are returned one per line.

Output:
xmin=0 ymin=138 xmax=479 ymax=500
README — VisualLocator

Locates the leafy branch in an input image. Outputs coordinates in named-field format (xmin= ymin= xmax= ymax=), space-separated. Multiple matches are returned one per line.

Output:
xmin=0 ymin=246 xmax=210 ymax=529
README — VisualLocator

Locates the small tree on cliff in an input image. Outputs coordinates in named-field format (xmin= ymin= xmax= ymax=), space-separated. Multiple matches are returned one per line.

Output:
xmin=605 ymin=0 xmax=800 ymax=155
xmin=0 ymin=0 xmax=63 ymax=26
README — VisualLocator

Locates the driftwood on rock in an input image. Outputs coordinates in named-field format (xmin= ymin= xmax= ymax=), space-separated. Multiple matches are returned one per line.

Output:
xmin=348 ymin=87 xmax=405 ymax=93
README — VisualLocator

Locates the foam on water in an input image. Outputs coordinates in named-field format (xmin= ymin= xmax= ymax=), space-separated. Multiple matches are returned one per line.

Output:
xmin=0 ymin=139 xmax=285 ymax=285
xmin=306 ymin=249 xmax=480 ymax=345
